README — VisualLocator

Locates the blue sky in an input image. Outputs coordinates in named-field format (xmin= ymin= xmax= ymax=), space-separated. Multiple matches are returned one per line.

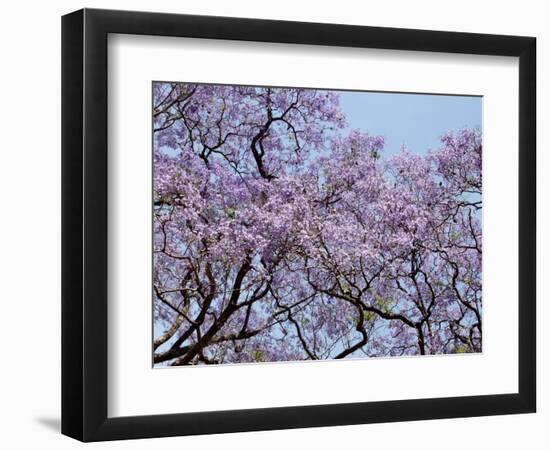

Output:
xmin=340 ymin=91 xmax=482 ymax=156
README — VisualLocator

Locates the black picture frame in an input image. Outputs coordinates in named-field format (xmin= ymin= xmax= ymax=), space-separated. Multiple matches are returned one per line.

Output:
xmin=62 ymin=8 xmax=536 ymax=442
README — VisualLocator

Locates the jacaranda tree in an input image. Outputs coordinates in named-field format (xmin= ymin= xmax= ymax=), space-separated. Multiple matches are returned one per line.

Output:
xmin=152 ymin=82 xmax=482 ymax=366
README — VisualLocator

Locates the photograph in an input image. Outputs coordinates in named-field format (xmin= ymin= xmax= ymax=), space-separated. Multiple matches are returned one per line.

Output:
xmin=152 ymin=82 xmax=483 ymax=366
xmin=0 ymin=1 xmax=542 ymax=447
xmin=58 ymin=9 xmax=537 ymax=439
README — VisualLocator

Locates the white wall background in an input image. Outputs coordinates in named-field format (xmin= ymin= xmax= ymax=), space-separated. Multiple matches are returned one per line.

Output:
xmin=0 ymin=0 xmax=546 ymax=448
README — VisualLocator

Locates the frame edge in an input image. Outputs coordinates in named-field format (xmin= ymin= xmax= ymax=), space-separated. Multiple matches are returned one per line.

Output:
xmin=61 ymin=8 xmax=85 ymax=442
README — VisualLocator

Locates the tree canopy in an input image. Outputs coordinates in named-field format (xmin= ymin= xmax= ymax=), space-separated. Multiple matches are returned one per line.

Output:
xmin=152 ymin=82 xmax=482 ymax=366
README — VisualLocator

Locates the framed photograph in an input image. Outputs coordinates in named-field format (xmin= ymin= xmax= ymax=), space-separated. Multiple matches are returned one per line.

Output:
xmin=62 ymin=8 xmax=536 ymax=442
